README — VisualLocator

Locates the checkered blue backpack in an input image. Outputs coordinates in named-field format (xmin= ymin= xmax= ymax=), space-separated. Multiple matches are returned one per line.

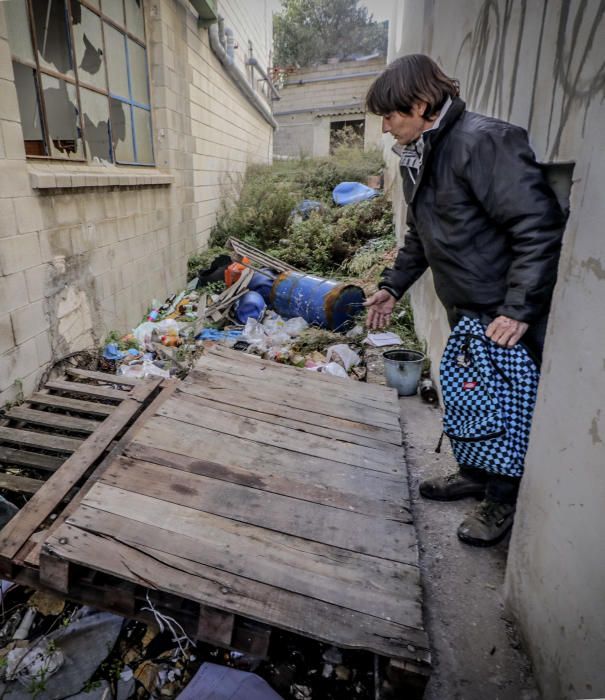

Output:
xmin=437 ymin=316 xmax=540 ymax=477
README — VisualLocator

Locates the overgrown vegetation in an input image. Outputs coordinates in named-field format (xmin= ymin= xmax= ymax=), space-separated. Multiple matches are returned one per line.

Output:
xmin=208 ymin=144 xmax=390 ymax=276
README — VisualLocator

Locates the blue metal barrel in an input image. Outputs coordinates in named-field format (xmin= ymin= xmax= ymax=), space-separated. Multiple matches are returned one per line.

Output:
xmin=270 ymin=271 xmax=366 ymax=331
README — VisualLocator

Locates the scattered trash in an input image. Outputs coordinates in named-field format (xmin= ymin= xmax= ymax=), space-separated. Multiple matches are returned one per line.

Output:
xmin=420 ymin=377 xmax=439 ymax=404
xmin=332 ymin=182 xmax=379 ymax=206
xmin=29 ymin=590 xmax=66 ymax=618
xmin=101 ymin=343 xmax=125 ymax=361
xmin=5 ymin=638 xmax=64 ymax=686
xmin=196 ymin=328 xmax=243 ymax=342
xmin=290 ymin=200 xmax=324 ymax=222
xmin=364 ymin=332 xmax=404 ymax=347
xmin=0 ymin=497 xmax=18 ymax=529
xmin=177 ymin=662 xmax=284 ymax=700
xmin=325 ymin=344 xmax=361 ymax=371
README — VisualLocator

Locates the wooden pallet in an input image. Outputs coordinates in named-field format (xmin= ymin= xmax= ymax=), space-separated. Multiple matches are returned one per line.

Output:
xmin=0 ymin=350 xmax=431 ymax=690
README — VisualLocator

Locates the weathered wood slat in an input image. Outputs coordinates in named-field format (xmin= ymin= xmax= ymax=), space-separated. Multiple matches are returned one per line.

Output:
xmin=100 ymin=457 xmax=417 ymax=564
xmin=205 ymin=345 xmax=397 ymax=402
xmin=5 ymin=407 xmax=100 ymax=434
xmin=74 ymin=483 xmax=421 ymax=624
xmin=0 ymin=378 xmax=162 ymax=562
xmin=0 ymin=472 xmax=45 ymax=494
xmin=0 ymin=427 xmax=83 ymax=453
xmin=159 ymin=392 xmax=401 ymax=472
xmin=23 ymin=381 xmax=180 ymax=569
xmin=45 ymin=380 xmax=129 ymax=402
xmin=124 ymin=443 xmax=410 ymax=519
xmin=43 ymin=523 xmax=430 ymax=662
xmin=0 ymin=447 xmax=63 ymax=472
xmin=64 ymin=367 xmax=139 ymax=387
xmin=191 ymin=367 xmax=400 ymax=430
xmin=27 ymin=393 xmax=115 ymax=417
xmin=195 ymin=350 xmax=400 ymax=411
xmin=177 ymin=381 xmax=401 ymax=449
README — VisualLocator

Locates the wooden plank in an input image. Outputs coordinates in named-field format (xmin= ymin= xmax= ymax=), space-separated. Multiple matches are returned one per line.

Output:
xmin=22 ymin=380 xmax=180 ymax=569
xmin=0 ymin=378 xmax=162 ymax=562
xmin=27 ymin=393 xmax=115 ymax=417
xmin=125 ymin=442 xmax=410 ymax=518
xmin=190 ymin=367 xmax=400 ymax=430
xmin=64 ymin=367 xmax=139 ymax=387
xmin=160 ymin=392 xmax=400 ymax=472
xmin=39 ymin=550 xmax=70 ymax=594
xmin=45 ymin=380 xmax=128 ymax=402
xmin=197 ymin=605 xmax=234 ymax=647
xmin=206 ymin=345 xmax=398 ymax=402
xmin=228 ymin=237 xmax=301 ymax=273
xmin=0 ymin=472 xmax=45 ymax=494
xmin=100 ymin=457 xmax=417 ymax=563
xmin=0 ymin=427 xmax=83 ymax=453
xmin=0 ymin=447 xmax=63 ymax=472
xmin=133 ymin=416 xmax=408 ymax=502
xmin=195 ymin=351 xmax=400 ymax=411
xmin=5 ymin=407 xmax=100 ymax=434
xmin=44 ymin=523 xmax=429 ymax=661
xmin=73 ymin=483 xmax=420 ymax=623
xmin=177 ymin=381 xmax=401 ymax=449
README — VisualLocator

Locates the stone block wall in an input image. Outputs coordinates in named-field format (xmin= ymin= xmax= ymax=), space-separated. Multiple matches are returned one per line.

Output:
xmin=0 ymin=0 xmax=274 ymax=405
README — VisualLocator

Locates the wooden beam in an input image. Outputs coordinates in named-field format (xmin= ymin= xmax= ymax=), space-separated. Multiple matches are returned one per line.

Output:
xmin=5 ymin=407 xmax=100 ymax=434
xmin=27 ymin=393 xmax=115 ymax=417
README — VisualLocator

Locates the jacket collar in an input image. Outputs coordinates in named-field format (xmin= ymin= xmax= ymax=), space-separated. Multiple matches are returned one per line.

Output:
xmin=406 ymin=96 xmax=466 ymax=203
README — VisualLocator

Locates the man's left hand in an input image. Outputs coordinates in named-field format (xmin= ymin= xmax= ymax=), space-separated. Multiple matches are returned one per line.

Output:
xmin=486 ymin=315 xmax=529 ymax=348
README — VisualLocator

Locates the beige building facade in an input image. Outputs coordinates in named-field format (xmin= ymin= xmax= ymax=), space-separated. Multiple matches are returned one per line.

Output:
xmin=0 ymin=0 xmax=275 ymax=405
xmin=273 ymin=57 xmax=384 ymax=158
xmin=383 ymin=2 xmax=605 ymax=698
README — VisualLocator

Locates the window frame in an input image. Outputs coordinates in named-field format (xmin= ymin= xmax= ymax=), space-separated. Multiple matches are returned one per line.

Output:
xmin=8 ymin=0 xmax=154 ymax=166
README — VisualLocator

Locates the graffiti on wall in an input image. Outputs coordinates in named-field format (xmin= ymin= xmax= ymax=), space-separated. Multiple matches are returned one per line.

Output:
xmin=454 ymin=0 xmax=605 ymax=160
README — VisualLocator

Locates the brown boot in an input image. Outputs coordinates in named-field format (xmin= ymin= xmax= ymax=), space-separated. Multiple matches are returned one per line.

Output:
xmin=457 ymin=499 xmax=516 ymax=546
xmin=419 ymin=471 xmax=487 ymax=501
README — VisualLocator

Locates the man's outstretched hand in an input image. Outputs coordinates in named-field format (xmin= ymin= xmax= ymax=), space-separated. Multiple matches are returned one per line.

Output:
xmin=364 ymin=289 xmax=397 ymax=329
xmin=486 ymin=315 xmax=529 ymax=348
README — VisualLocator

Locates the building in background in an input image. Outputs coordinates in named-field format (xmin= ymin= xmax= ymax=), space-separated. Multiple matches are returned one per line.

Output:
xmin=273 ymin=57 xmax=384 ymax=157
xmin=381 ymin=2 xmax=605 ymax=698
xmin=0 ymin=0 xmax=276 ymax=404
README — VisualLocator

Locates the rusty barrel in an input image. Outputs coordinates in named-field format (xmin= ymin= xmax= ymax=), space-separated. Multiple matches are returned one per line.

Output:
xmin=270 ymin=271 xmax=365 ymax=331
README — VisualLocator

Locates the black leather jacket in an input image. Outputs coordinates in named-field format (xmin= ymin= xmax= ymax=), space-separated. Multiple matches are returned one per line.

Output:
xmin=380 ymin=98 xmax=565 ymax=324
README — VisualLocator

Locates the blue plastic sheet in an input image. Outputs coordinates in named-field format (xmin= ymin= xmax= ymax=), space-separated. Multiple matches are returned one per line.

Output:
xmin=196 ymin=329 xmax=243 ymax=341
xmin=332 ymin=181 xmax=379 ymax=206
xmin=177 ymin=663 xmax=284 ymax=700
xmin=102 ymin=343 xmax=125 ymax=360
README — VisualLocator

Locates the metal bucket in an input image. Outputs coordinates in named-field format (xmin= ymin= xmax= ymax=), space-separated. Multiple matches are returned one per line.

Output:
xmin=270 ymin=271 xmax=365 ymax=331
xmin=383 ymin=349 xmax=425 ymax=396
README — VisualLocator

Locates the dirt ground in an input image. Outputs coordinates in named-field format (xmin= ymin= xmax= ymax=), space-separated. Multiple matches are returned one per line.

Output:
xmin=399 ymin=396 xmax=540 ymax=700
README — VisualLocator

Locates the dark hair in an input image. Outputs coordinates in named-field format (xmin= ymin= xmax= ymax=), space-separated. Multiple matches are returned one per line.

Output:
xmin=366 ymin=54 xmax=460 ymax=119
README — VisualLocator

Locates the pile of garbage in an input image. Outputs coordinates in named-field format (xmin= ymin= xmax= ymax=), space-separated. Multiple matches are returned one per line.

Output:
xmin=0 ymin=582 xmax=389 ymax=699
xmin=101 ymin=238 xmax=376 ymax=382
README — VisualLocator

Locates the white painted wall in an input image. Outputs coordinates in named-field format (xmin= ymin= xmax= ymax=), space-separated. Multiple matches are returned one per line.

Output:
xmin=383 ymin=1 xmax=605 ymax=698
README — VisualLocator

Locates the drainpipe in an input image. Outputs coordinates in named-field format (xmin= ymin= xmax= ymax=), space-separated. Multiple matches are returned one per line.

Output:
xmin=246 ymin=57 xmax=281 ymax=101
xmin=207 ymin=22 xmax=278 ymax=129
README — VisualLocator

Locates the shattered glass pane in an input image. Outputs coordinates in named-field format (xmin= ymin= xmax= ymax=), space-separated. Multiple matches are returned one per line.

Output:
xmin=109 ymin=97 xmax=134 ymax=162
xmin=41 ymin=74 xmax=84 ymax=158
xmin=5 ymin=0 xmax=35 ymax=64
xmin=104 ymin=23 xmax=129 ymax=98
xmin=102 ymin=0 xmax=124 ymax=25
xmin=32 ymin=0 xmax=74 ymax=77
xmin=128 ymin=39 xmax=149 ymax=105
xmin=133 ymin=106 xmax=153 ymax=163
xmin=71 ymin=1 xmax=106 ymax=90
xmin=12 ymin=61 xmax=47 ymax=156
xmin=81 ymin=87 xmax=112 ymax=162
xmin=125 ymin=0 xmax=144 ymax=40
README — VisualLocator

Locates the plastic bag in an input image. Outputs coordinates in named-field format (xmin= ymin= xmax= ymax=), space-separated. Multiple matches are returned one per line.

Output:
xmin=326 ymin=344 xmax=361 ymax=371
xmin=283 ymin=317 xmax=308 ymax=336
xmin=118 ymin=360 xmax=171 ymax=379
xmin=132 ymin=321 xmax=157 ymax=350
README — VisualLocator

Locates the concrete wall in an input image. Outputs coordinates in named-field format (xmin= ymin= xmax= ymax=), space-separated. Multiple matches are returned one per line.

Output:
xmin=384 ymin=1 xmax=605 ymax=697
xmin=0 ymin=0 xmax=274 ymax=405
xmin=273 ymin=57 xmax=385 ymax=157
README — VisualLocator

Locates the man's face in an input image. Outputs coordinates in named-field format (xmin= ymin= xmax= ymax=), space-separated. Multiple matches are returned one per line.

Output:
xmin=382 ymin=102 xmax=429 ymax=145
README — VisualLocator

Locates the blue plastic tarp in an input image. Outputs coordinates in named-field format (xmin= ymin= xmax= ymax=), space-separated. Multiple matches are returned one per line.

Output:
xmin=332 ymin=181 xmax=379 ymax=206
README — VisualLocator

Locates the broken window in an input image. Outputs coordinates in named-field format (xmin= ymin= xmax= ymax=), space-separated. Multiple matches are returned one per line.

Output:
xmin=6 ymin=0 xmax=154 ymax=165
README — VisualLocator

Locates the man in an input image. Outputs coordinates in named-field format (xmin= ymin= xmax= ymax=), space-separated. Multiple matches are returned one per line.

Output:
xmin=364 ymin=54 xmax=565 ymax=546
